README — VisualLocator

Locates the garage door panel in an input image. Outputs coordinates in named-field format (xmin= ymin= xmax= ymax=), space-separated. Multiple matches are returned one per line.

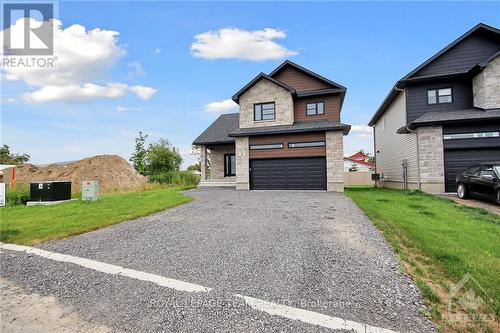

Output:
xmin=250 ymin=157 xmax=326 ymax=190
xmin=444 ymin=148 xmax=500 ymax=192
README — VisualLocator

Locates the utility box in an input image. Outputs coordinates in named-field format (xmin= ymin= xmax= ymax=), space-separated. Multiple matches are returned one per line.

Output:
xmin=82 ymin=181 xmax=98 ymax=201
xmin=0 ymin=183 xmax=5 ymax=207
xmin=30 ymin=181 xmax=71 ymax=202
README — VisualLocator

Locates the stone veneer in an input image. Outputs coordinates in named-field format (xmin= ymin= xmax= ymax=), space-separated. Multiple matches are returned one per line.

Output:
xmin=417 ymin=126 xmax=445 ymax=193
xmin=326 ymin=130 xmax=344 ymax=192
xmin=235 ymin=137 xmax=249 ymax=190
xmin=238 ymin=79 xmax=294 ymax=129
xmin=473 ymin=55 xmax=500 ymax=109
xmin=209 ymin=145 xmax=235 ymax=180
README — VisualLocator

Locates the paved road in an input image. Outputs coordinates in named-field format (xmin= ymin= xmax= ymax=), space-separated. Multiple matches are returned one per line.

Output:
xmin=1 ymin=189 xmax=434 ymax=332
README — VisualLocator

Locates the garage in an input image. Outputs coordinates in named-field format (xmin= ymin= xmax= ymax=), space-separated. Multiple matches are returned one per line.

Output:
xmin=250 ymin=157 xmax=326 ymax=190
xmin=444 ymin=147 xmax=500 ymax=192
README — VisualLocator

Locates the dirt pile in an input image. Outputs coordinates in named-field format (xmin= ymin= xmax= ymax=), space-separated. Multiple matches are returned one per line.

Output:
xmin=3 ymin=155 xmax=147 ymax=192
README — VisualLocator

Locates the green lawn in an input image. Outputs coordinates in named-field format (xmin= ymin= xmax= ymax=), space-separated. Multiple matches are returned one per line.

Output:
xmin=346 ymin=187 xmax=500 ymax=332
xmin=0 ymin=187 xmax=193 ymax=245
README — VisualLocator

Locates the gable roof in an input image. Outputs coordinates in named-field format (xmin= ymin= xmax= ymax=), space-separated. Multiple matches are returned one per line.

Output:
xmin=401 ymin=23 xmax=500 ymax=81
xmin=369 ymin=23 xmax=500 ymax=127
xmin=192 ymin=113 xmax=239 ymax=145
xmin=269 ymin=60 xmax=347 ymax=90
xmin=344 ymin=157 xmax=374 ymax=168
xmin=232 ymin=73 xmax=296 ymax=103
xmin=348 ymin=151 xmax=370 ymax=161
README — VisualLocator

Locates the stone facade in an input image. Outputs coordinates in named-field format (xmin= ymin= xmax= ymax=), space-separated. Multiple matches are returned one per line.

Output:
xmin=417 ymin=126 xmax=445 ymax=193
xmin=326 ymin=130 xmax=344 ymax=192
xmin=473 ymin=55 xmax=500 ymax=109
xmin=235 ymin=137 xmax=249 ymax=190
xmin=209 ymin=145 xmax=235 ymax=180
xmin=238 ymin=79 xmax=294 ymax=129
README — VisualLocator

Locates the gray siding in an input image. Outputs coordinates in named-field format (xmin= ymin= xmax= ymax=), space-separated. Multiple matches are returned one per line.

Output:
xmin=412 ymin=30 xmax=500 ymax=78
xmin=374 ymin=91 xmax=419 ymax=183
xmin=405 ymin=79 xmax=473 ymax=123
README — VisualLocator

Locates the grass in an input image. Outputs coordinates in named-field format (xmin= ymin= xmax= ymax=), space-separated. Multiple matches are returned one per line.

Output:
xmin=346 ymin=187 xmax=500 ymax=332
xmin=0 ymin=186 xmax=194 ymax=245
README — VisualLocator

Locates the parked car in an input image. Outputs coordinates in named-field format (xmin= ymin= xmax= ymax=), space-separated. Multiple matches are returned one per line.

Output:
xmin=456 ymin=162 xmax=500 ymax=204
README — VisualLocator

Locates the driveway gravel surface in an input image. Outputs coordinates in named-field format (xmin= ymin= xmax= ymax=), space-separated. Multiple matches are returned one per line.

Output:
xmin=1 ymin=188 xmax=434 ymax=332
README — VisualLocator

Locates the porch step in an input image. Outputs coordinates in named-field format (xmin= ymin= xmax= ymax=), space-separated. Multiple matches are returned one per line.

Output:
xmin=198 ymin=180 xmax=236 ymax=188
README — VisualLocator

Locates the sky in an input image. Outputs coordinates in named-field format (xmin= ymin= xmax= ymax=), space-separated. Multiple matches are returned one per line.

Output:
xmin=1 ymin=1 xmax=499 ymax=168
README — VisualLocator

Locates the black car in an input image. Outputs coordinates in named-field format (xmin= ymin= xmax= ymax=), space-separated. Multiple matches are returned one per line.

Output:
xmin=456 ymin=162 xmax=500 ymax=204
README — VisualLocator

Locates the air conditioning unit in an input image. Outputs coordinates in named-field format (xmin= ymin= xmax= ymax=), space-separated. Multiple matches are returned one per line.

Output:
xmin=371 ymin=173 xmax=381 ymax=181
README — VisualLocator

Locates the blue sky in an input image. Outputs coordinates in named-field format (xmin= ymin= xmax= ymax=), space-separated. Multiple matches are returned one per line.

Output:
xmin=2 ymin=1 xmax=499 ymax=167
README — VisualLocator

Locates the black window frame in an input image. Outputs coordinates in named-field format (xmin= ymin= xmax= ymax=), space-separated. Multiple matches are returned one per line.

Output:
xmin=427 ymin=87 xmax=453 ymax=105
xmin=224 ymin=154 xmax=236 ymax=177
xmin=254 ymin=102 xmax=276 ymax=121
xmin=249 ymin=143 xmax=283 ymax=150
xmin=306 ymin=102 xmax=325 ymax=116
xmin=288 ymin=141 xmax=326 ymax=148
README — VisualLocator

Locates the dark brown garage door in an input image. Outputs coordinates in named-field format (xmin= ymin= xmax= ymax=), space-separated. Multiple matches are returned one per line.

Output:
xmin=444 ymin=148 xmax=500 ymax=192
xmin=250 ymin=157 xmax=326 ymax=190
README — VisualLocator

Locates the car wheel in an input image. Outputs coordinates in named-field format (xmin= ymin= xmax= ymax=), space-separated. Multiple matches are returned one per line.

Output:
xmin=496 ymin=190 xmax=500 ymax=205
xmin=457 ymin=184 xmax=468 ymax=199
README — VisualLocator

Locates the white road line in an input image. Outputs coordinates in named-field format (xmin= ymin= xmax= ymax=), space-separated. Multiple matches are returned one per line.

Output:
xmin=1 ymin=242 xmax=399 ymax=333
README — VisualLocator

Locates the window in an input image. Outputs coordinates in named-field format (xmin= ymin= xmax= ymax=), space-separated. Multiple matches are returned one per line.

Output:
xmin=224 ymin=154 xmax=236 ymax=177
xmin=254 ymin=102 xmax=275 ymax=121
xmin=479 ymin=167 xmax=496 ymax=178
xmin=443 ymin=131 xmax=500 ymax=140
xmin=288 ymin=141 xmax=325 ymax=148
xmin=465 ymin=166 xmax=480 ymax=175
xmin=306 ymin=102 xmax=324 ymax=116
xmin=249 ymin=143 xmax=283 ymax=150
xmin=428 ymin=88 xmax=452 ymax=104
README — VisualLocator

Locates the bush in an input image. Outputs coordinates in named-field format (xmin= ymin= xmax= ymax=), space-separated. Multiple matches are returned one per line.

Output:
xmin=148 ymin=171 xmax=199 ymax=186
xmin=5 ymin=184 xmax=30 ymax=206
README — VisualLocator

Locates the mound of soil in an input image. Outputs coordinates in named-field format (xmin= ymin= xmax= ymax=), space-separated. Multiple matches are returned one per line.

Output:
xmin=3 ymin=155 xmax=147 ymax=192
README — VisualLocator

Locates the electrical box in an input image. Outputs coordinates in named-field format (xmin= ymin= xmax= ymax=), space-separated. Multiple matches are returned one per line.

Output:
xmin=30 ymin=181 xmax=71 ymax=202
xmin=371 ymin=173 xmax=381 ymax=181
xmin=82 ymin=181 xmax=98 ymax=201
xmin=0 ymin=183 xmax=5 ymax=207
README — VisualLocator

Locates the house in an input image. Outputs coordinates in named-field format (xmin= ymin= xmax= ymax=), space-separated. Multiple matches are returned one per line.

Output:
xmin=193 ymin=60 xmax=351 ymax=191
xmin=344 ymin=152 xmax=375 ymax=172
xmin=369 ymin=23 xmax=500 ymax=193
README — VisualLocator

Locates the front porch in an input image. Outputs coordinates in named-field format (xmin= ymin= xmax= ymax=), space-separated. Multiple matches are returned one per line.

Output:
xmin=199 ymin=144 xmax=236 ymax=188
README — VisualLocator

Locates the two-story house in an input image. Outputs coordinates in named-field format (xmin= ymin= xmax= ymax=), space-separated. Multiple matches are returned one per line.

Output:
xmin=369 ymin=23 xmax=500 ymax=193
xmin=193 ymin=60 xmax=351 ymax=191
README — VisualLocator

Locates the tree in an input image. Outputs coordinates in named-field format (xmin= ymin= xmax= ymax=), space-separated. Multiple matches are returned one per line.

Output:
xmin=0 ymin=145 xmax=30 ymax=164
xmin=130 ymin=132 xmax=148 ymax=175
xmin=187 ymin=163 xmax=201 ymax=172
xmin=144 ymin=138 xmax=182 ymax=175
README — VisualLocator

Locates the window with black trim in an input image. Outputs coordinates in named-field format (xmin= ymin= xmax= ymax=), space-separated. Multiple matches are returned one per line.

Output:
xmin=443 ymin=131 xmax=499 ymax=140
xmin=306 ymin=102 xmax=324 ymax=116
xmin=224 ymin=154 xmax=236 ymax=177
xmin=254 ymin=102 xmax=275 ymax=121
xmin=249 ymin=143 xmax=283 ymax=150
xmin=288 ymin=141 xmax=325 ymax=148
xmin=427 ymin=88 xmax=452 ymax=104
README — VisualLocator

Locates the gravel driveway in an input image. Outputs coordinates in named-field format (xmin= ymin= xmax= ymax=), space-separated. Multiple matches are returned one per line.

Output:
xmin=1 ymin=188 xmax=434 ymax=332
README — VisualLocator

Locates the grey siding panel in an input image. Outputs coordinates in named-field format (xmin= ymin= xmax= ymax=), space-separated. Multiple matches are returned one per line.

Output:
xmin=413 ymin=30 xmax=500 ymax=78
xmin=405 ymin=79 xmax=473 ymax=123
xmin=374 ymin=91 xmax=419 ymax=183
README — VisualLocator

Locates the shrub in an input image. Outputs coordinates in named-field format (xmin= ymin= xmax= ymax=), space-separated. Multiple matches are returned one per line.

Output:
xmin=148 ymin=170 xmax=199 ymax=186
xmin=5 ymin=184 xmax=30 ymax=206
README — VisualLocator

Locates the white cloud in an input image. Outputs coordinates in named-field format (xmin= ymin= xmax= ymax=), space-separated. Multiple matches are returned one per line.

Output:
xmin=153 ymin=48 xmax=161 ymax=54
xmin=1 ymin=19 xmax=157 ymax=103
xmin=190 ymin=27 xmax=297 ymax=61
xmin=129 ymin=85 xmax=157 ymax=100
xmin=4 ymin=97 xmax=16 ymax=103
xmin=116 ymin=106 xmax=141 ymax=112
xmin=128 ymin=61 xmax=146 ymax=78
xmin=350 ymin=125 xmax=372 ymax=134
xmin=205 ymin=99 xmax=238 ymax=113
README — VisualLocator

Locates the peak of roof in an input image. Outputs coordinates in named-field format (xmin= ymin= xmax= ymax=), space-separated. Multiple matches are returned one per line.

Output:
xmin=231 ymin=72 xmax=296 ymax=103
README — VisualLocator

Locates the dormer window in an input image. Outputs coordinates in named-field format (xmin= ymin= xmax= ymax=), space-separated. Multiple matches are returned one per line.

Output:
xmin=306 ymin=102 xmax=324 ymax=116
xmin=254 ymin=102 xmax=275 ymax=121
xmin=428 ymin=88 xmax=452 ymax=104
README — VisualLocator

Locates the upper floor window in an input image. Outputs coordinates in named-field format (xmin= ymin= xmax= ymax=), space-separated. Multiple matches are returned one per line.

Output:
xmin=249 ymin=143 xmax=283 ymax=150
xmin=254 ymin=102 xmax=275 ymax=121
xmin=306 ymin=102 xmax=324 ymax=116
xmin=428 ymin=88 xmax=452 ymax=104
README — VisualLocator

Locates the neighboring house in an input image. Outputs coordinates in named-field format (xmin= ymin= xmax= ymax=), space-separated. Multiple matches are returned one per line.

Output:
xmin=193 ymin=60 xmax=351 ymax=191
xmin=343 ymin=152 xmax=375 ymax=172
xmin=369 ymin=23 xmax=500 ymax=193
